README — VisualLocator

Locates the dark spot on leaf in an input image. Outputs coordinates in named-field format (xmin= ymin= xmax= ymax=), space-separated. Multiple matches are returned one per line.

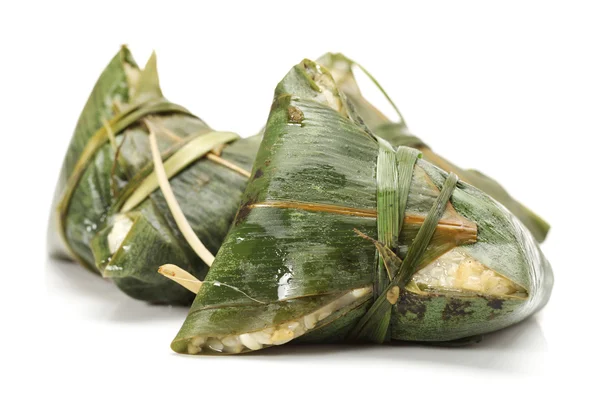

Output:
xmin=233 ymin=206 xmax=251 ymax=226
xmin=487 ymin=298 xmax=504 ymax=310
xmin=234 ymin=194 xmax=258 ymax=226
xmin=287 ymin=106 xmax=304 ymax=125
xmin=253 ymin=168 xmax=263 ymax=179
xmin=396 ymin=291 xmax=429 ymax=320
xmin=442 ymin=299 xmax=473 ymax=320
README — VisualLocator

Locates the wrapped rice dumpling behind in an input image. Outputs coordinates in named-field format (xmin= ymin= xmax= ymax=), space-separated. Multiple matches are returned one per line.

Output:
xmin=317 ymin=53 xmax=550 ymax=243
xmin=169 ymin=58 xmax=553 ymax=354
xmin=48 ymin=47 xmax=261 ymax=304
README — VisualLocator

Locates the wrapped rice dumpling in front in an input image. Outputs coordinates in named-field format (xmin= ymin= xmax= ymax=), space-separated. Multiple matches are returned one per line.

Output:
xmin=48 ymin=47 xmax=261 ymax=304
xmin=318 ymin=53 xmax=550 ymax=243
xmin=170 ymin=58 xmax=553 ymax=354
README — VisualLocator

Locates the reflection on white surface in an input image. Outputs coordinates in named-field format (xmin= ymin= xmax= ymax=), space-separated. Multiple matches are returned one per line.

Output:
xmin=45 ymin=256 xmax=548 ymax=375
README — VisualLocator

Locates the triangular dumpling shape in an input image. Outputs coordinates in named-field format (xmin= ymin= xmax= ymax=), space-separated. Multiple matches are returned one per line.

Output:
xmin=48 ymin=47 xmax=261 ymax=304
xmin=170 ymin=59 xmax=553 ymax=354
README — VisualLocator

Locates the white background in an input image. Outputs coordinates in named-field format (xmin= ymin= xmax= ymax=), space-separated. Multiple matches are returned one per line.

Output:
xmin=1 ymin=1 xmax=598 ymax=398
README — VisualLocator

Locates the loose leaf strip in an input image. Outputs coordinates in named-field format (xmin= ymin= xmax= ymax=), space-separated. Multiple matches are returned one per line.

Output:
xmin=316 ymin=53 xmax=410 ymax=138
xmin=354 ymin=229 xmax=403 ymax=281
xmin=205 ymin=153 xmax=251 ymax=178
xmin=342 ymin=54 xmax=407 ymax=126
xmin=348 ymin=172 xmax=459 ymax=343
xmin=158 ymin=264 xmax=203 ymax=294
xmin=121 ymin=128 xmax=240 ymax=212
xmin=146 ymin=119 xmax=216 ymax=267
xmin=397 ymin=172 xmax=460 ymax=286
xmin=108 ymin=130 xmax=213 ymax=213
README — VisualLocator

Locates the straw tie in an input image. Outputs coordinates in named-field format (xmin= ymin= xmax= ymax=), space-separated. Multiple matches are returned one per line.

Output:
xmin=348 ymin=141 xmax=458 ymax=343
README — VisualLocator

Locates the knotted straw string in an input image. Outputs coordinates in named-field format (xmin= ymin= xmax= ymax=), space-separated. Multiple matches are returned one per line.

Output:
xmin=348 ymin=140 xmax=458 ymax=343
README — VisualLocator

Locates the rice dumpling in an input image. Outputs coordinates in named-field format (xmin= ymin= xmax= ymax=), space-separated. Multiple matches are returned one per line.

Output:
xmin=317 ymin=53 xmax=550 ymax=242
xmin=48 ymin=47 xmax=261 ymax=304
xmin=169 ymin=58 xmax=553 ymax=354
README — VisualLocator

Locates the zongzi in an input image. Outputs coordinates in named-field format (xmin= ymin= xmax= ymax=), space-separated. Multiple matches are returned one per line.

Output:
xmin=168 ymin=58 xmax=553 ymax=355
xmin=48 ymin=47 xmax=261 ymax=304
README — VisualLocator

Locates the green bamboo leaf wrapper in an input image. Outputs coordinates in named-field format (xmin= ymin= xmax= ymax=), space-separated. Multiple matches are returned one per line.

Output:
xmin=48 ymin=47 xmax=261 ymax=304
xmin=171 ymin=59 xmax=553 ymax=355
